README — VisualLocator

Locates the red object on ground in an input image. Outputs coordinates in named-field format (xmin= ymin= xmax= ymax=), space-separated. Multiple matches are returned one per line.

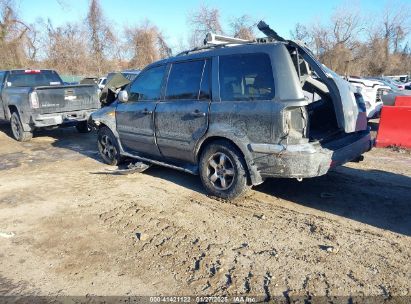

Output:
xmin=394 ymin=96 xmax=411 ymax=107
xmin=375 ymin=106 xmax=411 ymax=148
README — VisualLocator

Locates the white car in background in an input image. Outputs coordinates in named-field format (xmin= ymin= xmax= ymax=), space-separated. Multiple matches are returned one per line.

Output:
xmin=347 ymin=77 xmax=390 ymax=118
xmin=97 ymin=77 xmax=107 ymax=90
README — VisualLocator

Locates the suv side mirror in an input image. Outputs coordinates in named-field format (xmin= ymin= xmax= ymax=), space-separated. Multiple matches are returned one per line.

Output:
xmin=118 ymin=90 xmax=129 ymax=103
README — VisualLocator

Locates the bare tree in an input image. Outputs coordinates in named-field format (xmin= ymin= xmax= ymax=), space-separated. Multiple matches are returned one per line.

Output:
xmin=188 ymin=4 xmax=223 ymax=47
xmin=230 ymin=15 xmax=255 ymax=40
xmin=291 ymin=5 xmax=365 ymax=75
xmin=330 ymin=6 xmax=363 ymax=47
xmin=381 ymin=3 xmax=411 ymax=54
xmin=0 ymin=0 xmax=32 ymax=69
xmin=43 ymin=20 xmax=90 ymax=75
xmin=125 ymin=21 xmax=171 ymax=69
xmin=25 ymin=22 xmax=39 ymax=62
xmin=290 ymin=23 xmax=311 ymax=43
xmin=86 ymin=0 xmax=114 ymax=75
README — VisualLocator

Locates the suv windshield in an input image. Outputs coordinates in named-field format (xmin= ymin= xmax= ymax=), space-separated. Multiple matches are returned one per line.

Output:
xmin=7 ymin=70 xmax=62 ymax=87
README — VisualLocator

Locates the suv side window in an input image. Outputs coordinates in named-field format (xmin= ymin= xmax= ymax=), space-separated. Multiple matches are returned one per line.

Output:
xmin=129 ymin=65 xmax=166 ymax=101
xmin=165 ymin=60 xmax=204 ymax=100
xmin=199 ymin=60 xmax=211 ymax=100
xmin=219 ymin=53 xmax=275 ymax=101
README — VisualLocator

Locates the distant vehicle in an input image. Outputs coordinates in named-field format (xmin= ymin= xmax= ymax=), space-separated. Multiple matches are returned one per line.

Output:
xmin=380 ymin=77 xmax=407 ymax=90
xmin=347 ymin=77 xmax=390 ymax=118
xmin=99 ymin=69 xmax=141 ymax=106
xmin=80 ymin=77 xmax=99 ymax=85
xmin=105 ymin=70 xmax=141 ymax=84
xmin=370 ymin=78 xmax=411 ymax=106
xmin=97 ymin=77 xmax=107 ymax=90
xmin=385 ymin=75 xmax=409 ymax=84
xmin=121 ymin=69 xmax=141 ymax=82
xmin=91 ymin=23 xmax=371 ymax=200
xmin=0 ymin=69 xmax=100 ymax=141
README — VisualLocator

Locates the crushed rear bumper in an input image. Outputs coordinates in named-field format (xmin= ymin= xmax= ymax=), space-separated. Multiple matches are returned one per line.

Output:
xmin=249 ymin=131 xmax=372 ymax=179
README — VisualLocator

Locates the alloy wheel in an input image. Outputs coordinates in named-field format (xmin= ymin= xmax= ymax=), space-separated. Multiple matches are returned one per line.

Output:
xmin=99 ymin=134 xmax=117 ymax=162
xmin=206 ymin=152 xmax=235 ymax=190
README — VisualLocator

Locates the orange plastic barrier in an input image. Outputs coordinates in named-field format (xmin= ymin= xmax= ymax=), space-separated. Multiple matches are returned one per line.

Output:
xmin=394 ymin=96 xmax=411 ymax=107
xmin=375 ymin=106 xmax=411 ymax=148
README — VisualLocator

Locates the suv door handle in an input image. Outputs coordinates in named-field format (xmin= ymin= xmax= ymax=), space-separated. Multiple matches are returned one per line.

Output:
xmin=141 ymin=109 xmax=153 ymax=115
xmin=190 ymin=110 xmax=206 ymax=117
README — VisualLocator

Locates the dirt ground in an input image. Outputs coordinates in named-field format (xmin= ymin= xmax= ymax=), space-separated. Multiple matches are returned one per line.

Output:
xmin=0 ymin=121 xmax=410 ymax=301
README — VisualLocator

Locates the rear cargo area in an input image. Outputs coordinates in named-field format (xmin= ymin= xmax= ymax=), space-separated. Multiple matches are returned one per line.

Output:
xmin=289 ymin=48 xmax=342 ymax=142
xmin=302 ymin=79 xmax=340 ymax=142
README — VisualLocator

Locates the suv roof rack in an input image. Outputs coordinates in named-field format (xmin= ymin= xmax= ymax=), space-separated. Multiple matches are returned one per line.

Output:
xmin=176 ymin=20 xmax=286 ymax=57
xmin=176 ymin=43 xmax=231 ymax=57
xmin=204 ymin=33 xmax=252 ymax=45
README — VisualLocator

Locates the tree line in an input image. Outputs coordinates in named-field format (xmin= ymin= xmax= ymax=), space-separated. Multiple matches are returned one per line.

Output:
xmin=1 ymin=0 xmax=410 ymax=77
xmin=290 ymin=2 xmax=411 ymax=76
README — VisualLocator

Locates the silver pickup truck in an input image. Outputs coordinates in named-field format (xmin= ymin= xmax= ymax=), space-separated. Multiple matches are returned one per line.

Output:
xmin=0 ymin=69 xmax=100 ymax=141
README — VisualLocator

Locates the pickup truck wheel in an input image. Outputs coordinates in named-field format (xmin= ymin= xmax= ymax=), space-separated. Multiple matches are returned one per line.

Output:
xmin=97 ymin=126 xmax=122 ymax=166
xmin=199 ymin=141 xmax=249 ymax=200
xmin=10 ymin=112 xmax=33 ymax=142
xmin=76 ymin=121 xmax=92 ymax=133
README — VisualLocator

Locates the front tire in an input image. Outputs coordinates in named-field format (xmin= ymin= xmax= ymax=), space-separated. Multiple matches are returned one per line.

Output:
xmin=97 ymin=126 xmax=123 ymax=166
xmin=199 ymin=140 xmax=249 ymax=200
xmin=10 ymin=112 xmax=33 ymax=142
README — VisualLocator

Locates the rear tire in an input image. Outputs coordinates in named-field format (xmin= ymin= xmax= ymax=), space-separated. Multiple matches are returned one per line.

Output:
xmin=76 ymin=121 xmax=92 ymax=133
xmin=10 ymin=112 xmax=33 ymax=142
xmin=199 ymin=140 xmax=249 ymax=200
xmin=97 ymin=126 xmax=123 ymax=166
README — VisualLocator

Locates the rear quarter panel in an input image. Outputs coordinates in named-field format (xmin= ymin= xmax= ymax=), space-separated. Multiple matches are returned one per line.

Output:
xmin=197 ymin=44 xmax=307 ymax=183
xmin=1 ymin=87 xmax=32 ymax=122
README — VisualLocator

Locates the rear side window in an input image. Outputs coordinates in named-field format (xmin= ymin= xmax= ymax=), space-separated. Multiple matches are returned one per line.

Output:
xmin=166 ymin=60 xmax=204 ymax=100
xmin=219 ymin=53 xmax=275 ymax=101
xmin=129 ymin=65 xmax=166 ymax=101
xmin=199 ymin=60 xmax=211 ymax=100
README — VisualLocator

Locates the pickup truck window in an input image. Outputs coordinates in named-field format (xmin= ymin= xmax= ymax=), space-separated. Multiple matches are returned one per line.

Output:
xmin=219 ymin=53 xmax=275 ymax=101
xmin=129 ymin=65 xmax=166 ymax=101
xmin=6 ymin=70 xmax=63 ymax=87
xmin=165 ymin=60 xmax=205 ymax=100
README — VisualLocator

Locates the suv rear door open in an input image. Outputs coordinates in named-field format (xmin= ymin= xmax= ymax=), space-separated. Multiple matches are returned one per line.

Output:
xmin=290 ymin=41 xmax=367 ymax=133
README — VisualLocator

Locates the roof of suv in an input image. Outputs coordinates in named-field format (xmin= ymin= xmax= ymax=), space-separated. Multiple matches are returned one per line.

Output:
xmin=145 ymin=41 xmax=285 ymax=69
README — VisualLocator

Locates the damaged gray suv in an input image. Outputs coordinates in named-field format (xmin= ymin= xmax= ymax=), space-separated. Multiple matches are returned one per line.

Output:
xmin=91 ymin=23 xmax=372 ymax=200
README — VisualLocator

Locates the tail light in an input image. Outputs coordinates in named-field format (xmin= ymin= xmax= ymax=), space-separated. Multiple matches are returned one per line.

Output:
xmin=283 ymin=106 xmax=308 ymax=144
xmin=29 ymin=92 xmax=39 ymax=109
